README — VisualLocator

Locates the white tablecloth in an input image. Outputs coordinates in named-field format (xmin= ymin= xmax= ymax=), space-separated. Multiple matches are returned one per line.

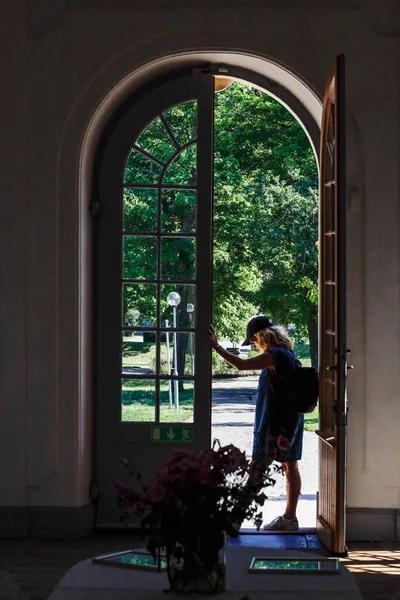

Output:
xmin=48 ymin=546 xmax=361 ymax=600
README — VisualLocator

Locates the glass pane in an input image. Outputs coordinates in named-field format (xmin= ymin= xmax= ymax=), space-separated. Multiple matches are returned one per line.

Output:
xmin=160 ymin=379 xmax=194 ymax=423
xmin=160 ymin=332 xmax=195 ymax=376
xmin=161 ymin=238 xmax=195 ymax=281
xmin=325 ymin=106 xmax=335 ymax=183
xmin=325 ymin=149 xmax=333 ymax=184
xmin=122 ymin=331 xmax=156 ymax=376
xmin=328 ymin=106 xmax=335 ymax=154
xmin=124 ymin=149 xmax=162 ymax=184
xmin=122 ymin=283 xmax=157 ymax=327
xmin=162 ymin=189 xmax=196 ymax=233
xmin=121 ymin=378 xmax=155 ymax=422
xmin=163 ymin=100 xmax=198 ymax=147
xmin=160 ymin=284 xmax=196 ymax=328
xmin=123 ymin=236 xmax=157 ymax=280
xmin=123 ymin=189 xmax=158 ymax=232
xmin=164 ymin=145 xmax=196 ymax=186
xmin=136 ymin=117 xmax=176 ymax=163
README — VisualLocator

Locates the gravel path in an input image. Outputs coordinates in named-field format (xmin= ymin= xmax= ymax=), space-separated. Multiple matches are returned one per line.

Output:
xmin=211 ymin=376 xmax=318 ymax=498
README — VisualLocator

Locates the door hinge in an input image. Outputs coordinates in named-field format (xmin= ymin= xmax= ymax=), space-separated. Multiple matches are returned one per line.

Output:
xmin=91 ymin=201 xmax=101 ymax=216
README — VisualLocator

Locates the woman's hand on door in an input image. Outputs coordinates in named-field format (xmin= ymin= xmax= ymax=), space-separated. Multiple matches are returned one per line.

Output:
xmin=207 ymin=324 xmax=220 ymax=349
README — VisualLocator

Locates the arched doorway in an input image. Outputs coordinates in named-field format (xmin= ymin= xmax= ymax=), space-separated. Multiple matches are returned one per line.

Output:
xmin=81 ymin=53 xmax=346 ymax=553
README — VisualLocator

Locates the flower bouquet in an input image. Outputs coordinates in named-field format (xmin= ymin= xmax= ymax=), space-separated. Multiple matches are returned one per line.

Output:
xmin=113 ymin=442 xmax=280 ymax=594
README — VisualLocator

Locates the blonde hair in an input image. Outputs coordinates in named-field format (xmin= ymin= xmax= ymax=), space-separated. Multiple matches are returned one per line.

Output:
xmin=254 ymin=325 xmax=293 ymax=351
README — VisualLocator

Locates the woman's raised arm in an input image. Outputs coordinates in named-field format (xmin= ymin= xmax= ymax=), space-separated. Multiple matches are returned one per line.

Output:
xmin=206 ymin=325 xmax=275 ymax=371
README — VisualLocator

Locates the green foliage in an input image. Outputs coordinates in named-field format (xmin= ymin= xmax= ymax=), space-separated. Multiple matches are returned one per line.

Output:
xmin=214 ymin=295 xmax=259 ymax=345
xmin=214 ymin=84 xmax=316 ymax=193
xmin=304 ymin=406 xmax=319 ymax=432
xmin=293 ymin=343 xmax=312 ymax=363
xmin=253 ymin=181 xmax=319 ymax=335
xmin=211 ymin=348 xmax=259 ymax=375
xmin=122 ymin=81 xmax=319 ymax=351
xmin=212 ymin=82 xmax=318 ymax=343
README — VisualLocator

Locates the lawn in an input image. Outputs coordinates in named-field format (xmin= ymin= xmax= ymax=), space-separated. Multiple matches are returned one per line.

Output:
xmin=121 ymin=340 xmax=318 ymax=431
xmin=122 ymin=404 xmax=194 ymax=422
xmin=122 ymin=336 xmax=194 ymax=375
xmin=293 ymin=342 xmax=312 ymax=367
xmin=304 ymin=406 xmax=319 ymax=431
xmin=122 ymin=379 xmax=318 ymax=430
xmin=122 ymin=379 xmax=194 ymax=422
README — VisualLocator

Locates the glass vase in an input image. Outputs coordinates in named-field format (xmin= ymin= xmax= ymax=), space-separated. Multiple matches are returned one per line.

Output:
xmin=168 ymin=538 xmax=226 ymax=595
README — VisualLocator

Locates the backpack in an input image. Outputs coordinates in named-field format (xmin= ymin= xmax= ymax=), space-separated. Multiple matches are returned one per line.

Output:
xmin=288 ymin=360 xmax=319 ymax=414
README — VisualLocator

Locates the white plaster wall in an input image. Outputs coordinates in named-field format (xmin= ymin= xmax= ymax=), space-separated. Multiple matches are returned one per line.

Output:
xmin=1 ymin=0 xmax=399 ymax=516
xmin=0 ymin=2 xmax=27 ymax=507
xmin=346 ymin=20 xmax=400 ymax=507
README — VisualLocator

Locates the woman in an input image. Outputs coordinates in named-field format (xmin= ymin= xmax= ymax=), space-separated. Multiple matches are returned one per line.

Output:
xmin=207 ymin=315 xmax=304 ymax=531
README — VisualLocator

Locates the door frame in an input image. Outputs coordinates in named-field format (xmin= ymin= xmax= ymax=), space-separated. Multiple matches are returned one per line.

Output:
xmin=54 ymin=49 xmax=333 ymax=538
xmin=91 ymin=63 xmax=325 ymax=529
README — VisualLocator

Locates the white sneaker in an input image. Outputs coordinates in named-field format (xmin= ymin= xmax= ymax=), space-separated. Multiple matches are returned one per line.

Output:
xmin=263 ymin=515 xmax=299 ymax=531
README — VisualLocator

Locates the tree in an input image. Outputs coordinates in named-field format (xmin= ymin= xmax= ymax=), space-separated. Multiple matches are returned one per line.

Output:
xmin=122 ymin=82 xmax=319 ymax=371
xmin=213 ymin=83 xmax=319 ymax=365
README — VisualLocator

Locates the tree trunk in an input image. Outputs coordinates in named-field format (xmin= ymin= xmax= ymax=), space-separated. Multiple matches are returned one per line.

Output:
xmin=307 ymin=315 xmax=318 ymax=370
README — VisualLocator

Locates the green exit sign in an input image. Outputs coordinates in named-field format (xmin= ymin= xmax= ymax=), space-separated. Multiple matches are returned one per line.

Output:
xmin=151 ymin=426 xmax=193 ymax=442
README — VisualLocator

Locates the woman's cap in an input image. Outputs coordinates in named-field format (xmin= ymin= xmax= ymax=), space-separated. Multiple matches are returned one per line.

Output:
xmin=242 ymin=315 xmax=274 ymax=346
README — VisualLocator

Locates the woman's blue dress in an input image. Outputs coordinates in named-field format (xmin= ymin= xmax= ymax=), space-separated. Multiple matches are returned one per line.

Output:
xmin=252 ymin=347 xmax=304 ymax=463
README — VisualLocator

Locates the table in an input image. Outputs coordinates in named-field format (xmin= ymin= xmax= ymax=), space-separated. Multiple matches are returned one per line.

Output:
xmin=48 ymin=546 xmax=361 ymax=599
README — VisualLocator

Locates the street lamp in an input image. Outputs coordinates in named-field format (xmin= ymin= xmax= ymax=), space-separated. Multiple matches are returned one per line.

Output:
xmin=167 ymin=292 xmax=181 ymax=410
xmin=165 ymin=319 xmax=173 ymax=408
xmin=187 ymin=303 xmax=195 ymax=375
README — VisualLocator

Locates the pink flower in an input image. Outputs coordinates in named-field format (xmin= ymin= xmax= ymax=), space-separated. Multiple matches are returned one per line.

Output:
xmin=277 ymin=435 xmax=290 ymax=450
xmin=112 ymin=442 xmax=278 ymax=541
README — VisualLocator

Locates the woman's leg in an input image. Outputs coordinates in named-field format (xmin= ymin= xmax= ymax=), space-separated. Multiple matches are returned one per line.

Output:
xmin=282 ymin=460 xmax=302 ymax=520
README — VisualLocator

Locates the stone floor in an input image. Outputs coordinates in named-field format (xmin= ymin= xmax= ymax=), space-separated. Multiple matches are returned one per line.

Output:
xmin=2 ymin=536 xmax=400 ymax=600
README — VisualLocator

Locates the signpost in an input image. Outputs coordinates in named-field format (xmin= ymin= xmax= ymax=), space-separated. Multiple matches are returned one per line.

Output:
xmin=151 ymin=426 xmax=193 ymax=442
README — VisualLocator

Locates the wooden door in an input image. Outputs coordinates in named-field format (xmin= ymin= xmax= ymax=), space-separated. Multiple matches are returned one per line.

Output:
xmin=317 ymin=55 xmax=348 ymax=554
